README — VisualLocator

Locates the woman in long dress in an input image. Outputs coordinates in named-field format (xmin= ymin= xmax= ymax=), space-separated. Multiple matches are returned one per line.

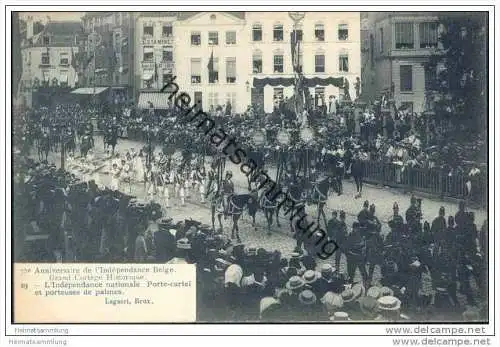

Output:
xmin=134 ymin=150 xmax=146 ymax=184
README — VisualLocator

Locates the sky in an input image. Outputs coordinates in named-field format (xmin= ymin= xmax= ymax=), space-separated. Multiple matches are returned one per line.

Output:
xmin=19 ymin=12 xmax=84 ymax=23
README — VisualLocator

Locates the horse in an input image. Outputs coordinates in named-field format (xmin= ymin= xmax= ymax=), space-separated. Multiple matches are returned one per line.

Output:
xmin=309 ymin=176 xmax=335 ymax=228
xmin=276 ymin=177 xmax=307 ymax=233
xmin=259 ymin=187 xmax=281 ymax=235
xmin=37 ymin=133 xmax=50 ymax=162
xmin=80 ymin=134 xmax=94 ymax=158
xmin=227 ymin=193 xmax=259 ymax=243
xmin=103 ymin=127 xmax=118 ymax=155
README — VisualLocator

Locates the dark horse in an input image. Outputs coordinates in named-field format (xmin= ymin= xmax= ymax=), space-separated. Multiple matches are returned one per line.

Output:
xmin=310 ymin=176 xmax=335 ymax=228
xmin=103 ymin=127 xmax=118 ymax=155
xmin=275 ymin=177 xmax=307 ymax=231
xmin=227 ymin=193 xmax=259 ymax=243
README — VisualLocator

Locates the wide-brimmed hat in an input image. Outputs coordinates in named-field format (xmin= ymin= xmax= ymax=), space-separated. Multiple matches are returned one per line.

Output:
xmin=290 ymin=252 xmax=301 ymax=259
xmin=302 ymin=270 xmax=320 ymax=284
xmin=377 ymin=296 xmax=401 ymax=311
xmin=259 ymin=297 xmax=281 ymax=318
xmin=176 ymin=238 xmax=191 ymax=250
xmin=367 ymin=286 xmax=382 ymax=299
xmin=224 ymin=264 xmax=243 ymax=288
xmin=330 ymin=311 xmax=351 ymax=321
xmin=285 ymin=275 xmax=305 ymax=291
xmin=321 ymin=292 xmax=344 ymax=312
xmin=359 ymin=296 xmax=380 ymax=319
xmin=298 ymin=290 xmax=317 ymax=305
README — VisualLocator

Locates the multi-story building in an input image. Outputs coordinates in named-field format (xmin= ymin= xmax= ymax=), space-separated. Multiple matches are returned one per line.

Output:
xmin=171 ymin=12 xmax=248 ymax=113
xmin=361 ymin=12 xmax=442 ymax=113
xmin=134 ymin=12 xmax=178 ymax=106
xmin=246 ymin=12 xmax=361 ymax=113
xmin=20 ymin=18 xmax=83 ymax=106
xmin=81 ymin=12 xmax=136 ymax=99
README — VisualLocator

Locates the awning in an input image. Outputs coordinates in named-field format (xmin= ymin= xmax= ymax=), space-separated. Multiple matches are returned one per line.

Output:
xmin=71 ymin=87 xmax=109 ymax=95
xmin=137 ymin=92 xmax=171 ymax=109
xmin=253 ymin=76 xmax=345 ymax=89
xmin=143 ymin=72 xmax=153 ymax=80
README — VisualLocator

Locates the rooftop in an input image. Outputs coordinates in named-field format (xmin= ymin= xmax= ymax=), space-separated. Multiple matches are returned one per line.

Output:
xmin=44 ymin=21 xmax=83 ymax=36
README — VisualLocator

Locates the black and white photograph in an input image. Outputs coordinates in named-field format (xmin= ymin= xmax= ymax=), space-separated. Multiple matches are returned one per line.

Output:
xmin=4 ymin=5 xmax=495 ymax=337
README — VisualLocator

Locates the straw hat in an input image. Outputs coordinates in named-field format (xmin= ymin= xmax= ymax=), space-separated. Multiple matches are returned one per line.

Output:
xmin=302 ymin=270 xmax=320 ymax=284
xmin=321 ymin=292 xmax=344 ymax=312
xmin=224 ymin=264 xmax=243 ymax=288
xmin=367 ymin=286 xmax=382 ymax=299
xmin=377 ymin=296 xmax=401 ymax=312
xmin=259 ymin=297 xmax=280 ymax=318
xmin=286 ymin=276 xmax=306 ymax=291
xmin=359 ymin=296 xmax=380 ymax=319
xmin=298 ymin=290 xmax=317 ymax=305
xmin=176 ymin=238 xmax=191 ymax=250
xmin=330 ymin=311 xmax=351 ymax=321
xmin=320 ymin=263 xmax=335 ymax=275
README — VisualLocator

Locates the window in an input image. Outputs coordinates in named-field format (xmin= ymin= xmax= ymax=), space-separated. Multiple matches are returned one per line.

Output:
xmin=273 ymin=24 xmax=283 ymax=41
xmin=60 ymin=70 xmax=68 ymax=86
xmin=225 ymin=57 xmax=236 ymax=83
xmin=425 ymin=66 xmax=435 ymax=91
xmin=315 ymin=54 xmax=325 ymax=73
xmin=338 ymin=24 xmax=348 ymax=40
xmin=208 ymin=32 xmax=219 ymax=45
xmin=252 ymin=51 xmax=262 ymax=74
xmin=273 ymin=54 xmax=284 ymax=73
xmin=339 ymin=54 xmax=349 ymax=72
xmin=143 ymin=24 xmax=154 ymax=37
xmin=419 ymin=22 xmax=438 ymax=48
xmin=400 ymin=65 xmax=413 ymax=91
xmin=252 ymin=24 xmax=262 ymax=41
xmin=41 ymin=52 xmax=50 ymax=65
xmin=395 ymin=23 xmax=414 ymax=49
xmin=162 ymin=24 xmax=173 ymax=37
xmin=379 ymin=28 xmax=384 ymax=52
xmin=208 ymin=92 xmax=219 ymax=109
xmin=225 ymin=92 xmax=237 ymax=112
xmin=209 ymin=57 xmax=219 ymax=83
xmin=226 ymin=31 xmax=236 ymax=45
xmin=273 ymin=88 xmax=284 ymax=101
xmin=191 ymin=32 xmax=201 ymax=46
xmin=43 ymin=36 xmax=50 ymax=45
xmin=162 ymin=46 xmax=173 ymax=62
xmin=315 ymin=24 xmax=325 ymax=41
xmin=191 ymin=58 xmax=201 ymax=84
xmin=143 ymin=46 xmax=154 ymax=61
xmin=59 ymin=52 xmax=69 ymax=66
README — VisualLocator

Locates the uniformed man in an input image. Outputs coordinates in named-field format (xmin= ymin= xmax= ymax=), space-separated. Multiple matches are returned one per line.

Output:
xmin=405 ymin=195 xmax=421 ymax=235
xmin=222 ymin=171 xmax=235 ymax=219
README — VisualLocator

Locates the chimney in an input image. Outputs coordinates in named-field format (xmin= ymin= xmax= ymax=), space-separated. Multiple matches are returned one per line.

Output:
xmin=26 ymin=15 xmax=33 ymax=39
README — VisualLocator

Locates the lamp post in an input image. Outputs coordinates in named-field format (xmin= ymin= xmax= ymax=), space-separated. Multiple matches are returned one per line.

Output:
xmin=288 ymin=12 xmax=306 ymax=117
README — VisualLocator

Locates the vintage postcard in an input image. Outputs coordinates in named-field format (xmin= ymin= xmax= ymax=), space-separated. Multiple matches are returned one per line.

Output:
xmin=2 ymin=4 xmax=497 ymax=344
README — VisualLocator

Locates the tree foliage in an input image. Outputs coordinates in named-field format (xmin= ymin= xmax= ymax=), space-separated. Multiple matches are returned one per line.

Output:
xmin=427 ymin=12 xmax=488 ymax=133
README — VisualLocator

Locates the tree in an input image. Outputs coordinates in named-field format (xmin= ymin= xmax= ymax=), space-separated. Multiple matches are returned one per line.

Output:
xmin=426 ymin=13 xmax=488 ymax=134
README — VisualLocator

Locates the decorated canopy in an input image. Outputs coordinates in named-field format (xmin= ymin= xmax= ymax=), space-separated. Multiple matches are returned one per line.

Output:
xmin=253 ymin=76 xmax=345 ymax=89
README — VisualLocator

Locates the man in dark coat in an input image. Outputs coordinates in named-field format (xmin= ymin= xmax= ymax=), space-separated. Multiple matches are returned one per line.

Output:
xmin=350 ymin=153 xmax=364 ymax=198
xmin=345 ymin=222 xmax=368 ymax=285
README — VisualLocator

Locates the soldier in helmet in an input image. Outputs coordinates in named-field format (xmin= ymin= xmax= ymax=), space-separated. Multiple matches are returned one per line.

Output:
xmin=405 ymin=195 xmax=422 ymax=235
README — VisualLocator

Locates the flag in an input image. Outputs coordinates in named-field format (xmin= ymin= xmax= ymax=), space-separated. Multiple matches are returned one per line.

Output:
xmin=207 ymin=50 xmax=214 ymax=77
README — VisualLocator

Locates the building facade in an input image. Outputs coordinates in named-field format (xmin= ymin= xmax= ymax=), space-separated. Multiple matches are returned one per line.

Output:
xmin=20 ymin=19 xmax=83 ymax=106
xmin=361 ymin=12 xmax=442 ymax=113
xmin=133 ymin=12 xmax=177 ymax=104
xmin=245 ymin=12 xmax=361 ymax=113
xmin=81 ymin=12 xmax=136 ymax=99
xmin=172 ymin=12 xmax=248 ymax=113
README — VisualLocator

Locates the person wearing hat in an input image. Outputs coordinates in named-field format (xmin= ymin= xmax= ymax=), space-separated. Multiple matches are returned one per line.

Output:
xmin=154 ymin=220 xmax=176 ymax=263
xmin=345 ymin=222 xmax=368 ymax=285
xmin=431 ymin=206 xmax=447 ymax=237
xmin=329 ymin=311 xmax=351 ymax=322
xmin=359 ymin=296 xmax=382 ymax=321
xmin=222 ymin=171 xmax=234 ymax=219
xmin=341 ymin=282 xmax=365 ymax=320
xmin=387 ymin=202 xmax=405 ymax=241
xmin=302 ymin=269 xmax=321 ymax=294
xmin=350 ymin=153 xmax=364 ymax=198
xmin=295 ymin=289 xmax=329 ymax=321
xmin=333 ymin=211 xmax=348 ymax=270
xmin=259 ymin=297 xmax=282 ymax=322
xmin=166 ymin=238 xmax=192 ymax=264
xmin=405 ymin=195 xmax=421 ymax=235
xmin=357 ymin=200 xmax=371 ymax=231
xmin=376 ymin=296 xmax=408 ymax=321
xmin=134 ymin=228 xmax=148 ymax=263
xmin=321 ymin=291 xmax=344 ymax=317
